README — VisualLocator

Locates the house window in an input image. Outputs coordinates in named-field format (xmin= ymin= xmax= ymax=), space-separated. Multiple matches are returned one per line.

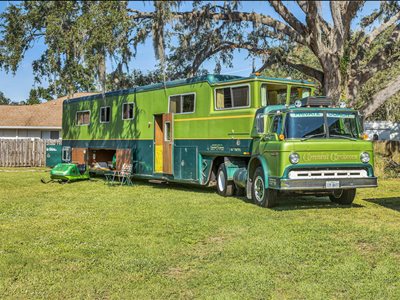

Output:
xmin=76 ymin=111 xmax=90 ymax=126
xmin=122 ymin=103 xmax=134 ymax=120
xmin=215 ymin=85 xmax=249 ymax=110
xmin=100 ymin=106 xmax=111 ymax=123
xmin=50 ymin=131 xmax=59 ymax=139
xmin=169 ymin=93 xmax=195 ymax=114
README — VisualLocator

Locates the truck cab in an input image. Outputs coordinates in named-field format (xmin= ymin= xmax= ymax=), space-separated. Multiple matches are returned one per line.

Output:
xmin=243 ymin=97 xmax=377 ymax=207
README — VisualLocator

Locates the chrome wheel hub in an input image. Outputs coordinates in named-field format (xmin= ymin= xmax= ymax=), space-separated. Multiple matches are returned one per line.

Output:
xmin=254 ymin=176 xmax=265 ymax=202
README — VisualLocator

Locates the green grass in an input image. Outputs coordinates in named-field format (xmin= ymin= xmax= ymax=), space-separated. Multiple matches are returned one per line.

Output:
xmin=1 ymin=169 xmax=400 ymax=299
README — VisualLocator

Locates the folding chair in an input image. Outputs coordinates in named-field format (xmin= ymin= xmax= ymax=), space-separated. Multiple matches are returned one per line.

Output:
xmin=105 ymin=163 xmax=133 ymax=186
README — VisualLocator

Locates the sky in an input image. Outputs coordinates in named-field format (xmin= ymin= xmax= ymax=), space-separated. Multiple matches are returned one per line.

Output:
xmin=0 ymin=1 xmax=380 ymax=103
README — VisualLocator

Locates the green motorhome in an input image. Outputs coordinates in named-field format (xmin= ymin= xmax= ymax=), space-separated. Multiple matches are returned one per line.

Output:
xmin=62 ymin=74 xmax=377 ymax=207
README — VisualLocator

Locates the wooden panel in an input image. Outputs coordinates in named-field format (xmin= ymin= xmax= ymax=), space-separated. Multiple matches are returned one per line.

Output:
xmin=71 ymin=148 xmax=87 ymax=164
xmin=163 ymin=113 xmax=173 ymax=174
xmin=116 ymin=149 xmax=132 ymax=171
xmin=154 ymin=115 xmax=163 ymax=173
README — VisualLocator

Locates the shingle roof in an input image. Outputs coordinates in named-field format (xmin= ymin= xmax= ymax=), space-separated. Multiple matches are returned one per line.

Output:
xmin=0 ymin=92 xmax=98 ymax=128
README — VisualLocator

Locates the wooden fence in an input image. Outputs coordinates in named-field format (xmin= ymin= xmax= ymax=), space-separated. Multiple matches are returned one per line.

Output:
xmin=0 ymin=139 xmax=61 ymax=167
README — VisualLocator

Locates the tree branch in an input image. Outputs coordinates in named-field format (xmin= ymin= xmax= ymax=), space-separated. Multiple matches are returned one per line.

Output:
xmin=356 ymin=24 xmax=400 ymax=85
xmin=127 ymin=8 xmax=307 ymax=45
xmin=268 ymin=1 xmax=308 ymax=37
xmin=362 ymin=74 xmax=400 ymax=117
xmin=256 ymin=54 xmax=324 ymax=84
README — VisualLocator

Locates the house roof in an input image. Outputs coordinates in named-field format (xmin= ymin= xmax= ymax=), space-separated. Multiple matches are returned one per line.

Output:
xmin=0 ymin=92 xmax=98 ymax=128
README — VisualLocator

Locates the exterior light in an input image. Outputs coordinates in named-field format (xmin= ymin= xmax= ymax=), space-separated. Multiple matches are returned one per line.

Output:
xmin=295 ymin=100 xmax=302 ymax=108
xmin=339 ymin=101 xmax=346 ymax=108
xmin=279 ymin=134 xmax=285 ymax=141
xmin=360 ymin=152 xmax=370 ymax=163
xmin=289 ymin=152 xmax=300 ymax=164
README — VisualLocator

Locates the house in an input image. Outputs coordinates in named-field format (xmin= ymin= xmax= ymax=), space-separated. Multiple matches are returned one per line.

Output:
xmin=0 ymin=92 xmax=98 ymax=139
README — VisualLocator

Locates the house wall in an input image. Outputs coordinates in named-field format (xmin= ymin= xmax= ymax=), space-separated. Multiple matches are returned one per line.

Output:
xmin=0 ymin=129 xmax=61 ymax=139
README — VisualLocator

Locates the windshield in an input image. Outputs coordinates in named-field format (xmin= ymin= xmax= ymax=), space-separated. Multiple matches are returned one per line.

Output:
xmin=284 ymin=111 xmax=360 ymax=139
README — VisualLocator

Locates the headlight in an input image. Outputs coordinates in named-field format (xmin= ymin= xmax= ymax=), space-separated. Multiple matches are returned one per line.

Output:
xmin=289 ymin=152 xmax=300 ymax=164
xmin=360 ymin=152 xmax=370 ymax=163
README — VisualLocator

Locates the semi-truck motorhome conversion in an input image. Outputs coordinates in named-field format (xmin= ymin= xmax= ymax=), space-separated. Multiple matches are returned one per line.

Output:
xmin=61 ymin=74 xmax=377 ymax=207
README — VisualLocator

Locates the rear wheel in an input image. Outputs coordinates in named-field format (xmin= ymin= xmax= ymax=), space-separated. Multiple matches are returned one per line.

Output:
xmin=252 ymin=167 xmax=277 ymax=208
xmin=329 ymin=189 xmax=356 ymax=205
xmin=216 ymin=164 xmax=235 ymax=197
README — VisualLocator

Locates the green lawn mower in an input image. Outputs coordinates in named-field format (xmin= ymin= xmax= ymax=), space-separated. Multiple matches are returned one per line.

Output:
xmin=41 ymin=163 xmax=90 ymax=184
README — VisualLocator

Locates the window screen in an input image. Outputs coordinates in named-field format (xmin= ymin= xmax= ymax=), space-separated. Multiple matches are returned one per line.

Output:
xmin=215 ymin=86 xmax=249 ymax=109
xmin=100 ymin=106 xmax=111 ymax=123
xmin=122 ymin=103 xmax=134 ymax=120
xmin=76 ymin=111 xmax=90 ymax=126
xmin=169 ymin=94 xmax=195 ymax=114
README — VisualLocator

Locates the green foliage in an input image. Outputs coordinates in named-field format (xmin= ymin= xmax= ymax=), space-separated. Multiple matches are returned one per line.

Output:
xmin=0 ymin=170 xmax=400 ymax=298
xmin=0 ymin=1 xmax=133 ymax=96
xmin=0 ymin=91 xmax=11 ymax=105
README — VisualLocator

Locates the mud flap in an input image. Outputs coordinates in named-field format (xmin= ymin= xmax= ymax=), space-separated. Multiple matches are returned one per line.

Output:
xmin=246 ymin=179 xmax=252 ymax=200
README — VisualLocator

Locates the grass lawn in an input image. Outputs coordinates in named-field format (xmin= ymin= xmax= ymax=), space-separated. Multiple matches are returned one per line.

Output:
xmin=0 ymin=169 xmax=399 ymax=299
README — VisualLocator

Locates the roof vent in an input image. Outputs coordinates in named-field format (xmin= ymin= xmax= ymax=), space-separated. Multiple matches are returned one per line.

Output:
xmin=299 ymin=96 xmax=333 ymax=107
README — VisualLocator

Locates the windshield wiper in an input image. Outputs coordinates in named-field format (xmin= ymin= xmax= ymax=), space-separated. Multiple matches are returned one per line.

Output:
xmin=329 ymin=134 xmax=357 ymax=141
xmin=301 ymin=132 xmax=326 ymax=141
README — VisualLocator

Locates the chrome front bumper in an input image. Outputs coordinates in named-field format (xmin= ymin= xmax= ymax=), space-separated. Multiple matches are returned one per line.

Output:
xmin=272 ymin=177 xmax=378 ymax=190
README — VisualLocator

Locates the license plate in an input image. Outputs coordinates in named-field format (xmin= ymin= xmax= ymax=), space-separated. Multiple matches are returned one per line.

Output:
xmin=326 ymin=181 xmax=340 ymax=188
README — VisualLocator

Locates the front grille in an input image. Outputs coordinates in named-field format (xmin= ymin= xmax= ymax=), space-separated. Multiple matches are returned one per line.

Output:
xmin=288 ymin=169 xmax=368 ymax=179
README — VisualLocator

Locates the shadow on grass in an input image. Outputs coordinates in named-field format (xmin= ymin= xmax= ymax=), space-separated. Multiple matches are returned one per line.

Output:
xmin=101 ymin=177 xmax=364 ymax=210
xmin=363 ymin=197 xmax=400 ymax=212
xmin=271 ymin=196 xmax=363 ymax=211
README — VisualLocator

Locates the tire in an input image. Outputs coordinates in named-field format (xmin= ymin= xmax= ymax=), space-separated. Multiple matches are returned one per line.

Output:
xmin=329 ymin=189 xmax=356 ymax=205
xmin=251 ymin=167 xmax=277 ymax=208
xmin=216 ymin=163 xmax=235 ymax=197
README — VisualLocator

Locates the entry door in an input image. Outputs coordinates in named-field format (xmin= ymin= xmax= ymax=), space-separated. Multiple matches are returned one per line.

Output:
xmin=154 ymin=113 xmax=173 ymax=174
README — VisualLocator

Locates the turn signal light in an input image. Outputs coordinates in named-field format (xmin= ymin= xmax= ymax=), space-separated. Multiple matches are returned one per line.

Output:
xmin=361 ymin=133 xmax=368 ymax=140
xmin=279 ymin=134 xmax=285 ymax=141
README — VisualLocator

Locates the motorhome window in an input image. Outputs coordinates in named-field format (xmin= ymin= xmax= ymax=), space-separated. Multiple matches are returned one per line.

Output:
xmin=76 ymin=111 xmax=90 ymax=126
xmin=62 ymin=146 xmax=71 ymax=162
xmin=164 ymin=122 xmax=171 ymax=141
xmin=100 ymin=106 xmax=111 ymax=123
xmin=263 ymin=84 xmax=287 ymax=105
xmin=261 ymin=84 xmax=268 ymax=106
xmin=215 ymin=85 xmax=249 ymax=109
xmin=256 ymin=113 xmax=265 ymax=134
xmin=122 ymin=103 xmax=134 ymax=120
xmin=290 ymin=86 xmax=311 ymax=103
xmin=169 ymin=93 xmax=195 ymax=114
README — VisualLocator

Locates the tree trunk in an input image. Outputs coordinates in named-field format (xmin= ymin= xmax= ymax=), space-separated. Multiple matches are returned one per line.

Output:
xmin=320 ymin=54 xmax=342 ymax=100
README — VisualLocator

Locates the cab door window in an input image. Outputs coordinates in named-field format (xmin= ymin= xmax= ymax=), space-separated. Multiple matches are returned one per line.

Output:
xmin=270 ymin=115 xmax=283 ymax=134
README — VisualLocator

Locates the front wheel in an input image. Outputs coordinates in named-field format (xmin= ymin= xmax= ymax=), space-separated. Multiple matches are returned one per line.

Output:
xmin=329 ymin=189 xmax=356 ymax=205
xmin=216 ymin=163 xmax=235 ymax=197
xmin=252 ymin=167 xmax=277 ymax=208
